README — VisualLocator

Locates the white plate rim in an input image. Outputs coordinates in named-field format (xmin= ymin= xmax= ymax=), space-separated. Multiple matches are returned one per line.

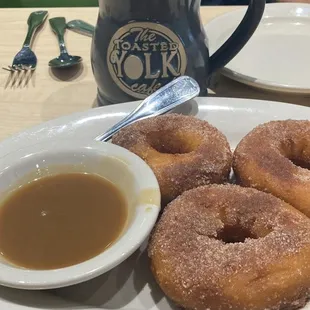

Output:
xmin=204 ymin=3 xmax=310 ymax=94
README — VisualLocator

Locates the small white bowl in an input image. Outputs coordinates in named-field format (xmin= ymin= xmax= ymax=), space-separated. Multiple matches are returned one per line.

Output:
xmin=0 ymin=140 xmax=161 ymax=290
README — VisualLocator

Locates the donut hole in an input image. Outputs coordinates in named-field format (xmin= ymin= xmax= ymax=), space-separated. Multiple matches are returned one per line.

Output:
xmin=281 ymin=140 xmax=310 ymax=170
xmin=217 ymin=224 xmax=258 ymax=243
xmin=147 ymin=131 xmax=200 ymax=154
xmin=289 ymin=158 xmax=310 ymax=170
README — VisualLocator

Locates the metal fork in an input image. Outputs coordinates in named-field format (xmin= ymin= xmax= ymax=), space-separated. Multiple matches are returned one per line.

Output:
xmin=2 ymin=11 xmax=48 ymax=72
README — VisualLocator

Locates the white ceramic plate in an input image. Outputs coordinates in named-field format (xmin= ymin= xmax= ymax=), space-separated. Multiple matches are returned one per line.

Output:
xmin=205 ymin=3 xmax=310 ymax=93
xmin=1 ymin=97 xmax=310 ymax=309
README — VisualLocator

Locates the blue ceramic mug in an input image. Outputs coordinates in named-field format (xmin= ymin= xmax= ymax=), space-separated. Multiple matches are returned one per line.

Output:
xmin=91 ymin=0 xmax=265 ymax=104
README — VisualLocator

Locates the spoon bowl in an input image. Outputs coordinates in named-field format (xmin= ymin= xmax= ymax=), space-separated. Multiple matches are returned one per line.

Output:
xmin=48 ymin=54 xmax=82 ymax=69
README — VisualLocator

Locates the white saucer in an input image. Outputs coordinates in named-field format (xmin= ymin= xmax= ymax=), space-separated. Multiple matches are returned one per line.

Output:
xmin=205 ymin=3 xmax=310 ymax=94
xmin=1 ymin=97 xmax=310 ymax=309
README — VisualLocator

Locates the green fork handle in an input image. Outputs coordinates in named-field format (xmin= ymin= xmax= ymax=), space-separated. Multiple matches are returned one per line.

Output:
xmin=23 ymin=10 xmax=48 ymax=48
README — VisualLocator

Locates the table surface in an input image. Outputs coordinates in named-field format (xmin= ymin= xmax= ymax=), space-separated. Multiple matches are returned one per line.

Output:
xmin=0 ymin=6 xmax=309 ymax=142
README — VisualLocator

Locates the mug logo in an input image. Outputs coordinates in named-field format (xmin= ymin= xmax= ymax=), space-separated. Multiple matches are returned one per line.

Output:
xmin=107 ymin=22 xmax=187 ymax=99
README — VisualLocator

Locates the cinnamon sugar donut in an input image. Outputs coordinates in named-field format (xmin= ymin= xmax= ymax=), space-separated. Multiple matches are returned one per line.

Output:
xmin=149 ymin=184 xmax=310 ymax=310
xmin=112 ymin=114 xmax=232 ymax=204
xmin=233 ymin=120 xmax=310 ymax=217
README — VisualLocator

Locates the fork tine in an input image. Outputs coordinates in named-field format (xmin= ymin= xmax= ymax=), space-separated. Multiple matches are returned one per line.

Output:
xmin=14 ymin=65 xmax=22 ymax=72
xmin=6 ymin=65 xmax=17 ymax=72
xmin=2 ymin=66 xmax=14 ymax=72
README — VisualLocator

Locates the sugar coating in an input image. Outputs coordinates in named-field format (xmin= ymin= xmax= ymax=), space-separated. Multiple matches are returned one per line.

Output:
xmin=112 ymin=114 xmax=232 ymax=204
xmin=149 ymin=184 xmax=310 ymax=310
xmin=233 ymin=120 xmax=310 ymax=217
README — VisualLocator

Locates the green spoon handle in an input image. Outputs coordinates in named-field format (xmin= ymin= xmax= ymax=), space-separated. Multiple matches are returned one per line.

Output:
xmin=23 ymin=10 xmax=48 ymax=47
xmin=49 ymin=17 xmax=68 ymax=54
xmin=67 ymin=19 xmax=95 ymax=37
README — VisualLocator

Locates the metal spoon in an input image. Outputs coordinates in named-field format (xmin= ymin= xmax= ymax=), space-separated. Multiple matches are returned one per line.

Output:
xmin=95 ymin=76 xmax=200 ymax=142
xmin=67 ymin=19 xmax=95 ymax=37
xmin=49 ymin=17 xmax=82 ymax=69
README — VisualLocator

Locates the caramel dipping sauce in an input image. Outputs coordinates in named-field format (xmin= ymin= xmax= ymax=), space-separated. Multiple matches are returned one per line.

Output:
xmin=0 ymin=173 xmax=128 ymax=270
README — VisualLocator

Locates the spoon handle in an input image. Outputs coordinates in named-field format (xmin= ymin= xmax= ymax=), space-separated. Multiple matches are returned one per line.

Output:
xmin=67 ymin=20 xmax=95 ymax=37
xmin=49 ymin=17 xmax=68 ymax=54
xmin=95 ymin=76 xmax=200 ymax=142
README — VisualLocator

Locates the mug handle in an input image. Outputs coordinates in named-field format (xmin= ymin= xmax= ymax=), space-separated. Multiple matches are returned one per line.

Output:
xmin=209 ymin=0 xmax=265 ymax=74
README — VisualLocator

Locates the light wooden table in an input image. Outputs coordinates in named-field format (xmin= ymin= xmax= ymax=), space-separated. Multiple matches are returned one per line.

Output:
xmin=0 ymin=6 xmax=309 ymax=142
